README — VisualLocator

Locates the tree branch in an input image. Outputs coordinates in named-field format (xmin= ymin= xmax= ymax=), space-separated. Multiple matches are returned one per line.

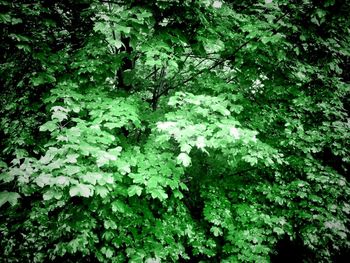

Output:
xmin=178 ymin=10 xmax=291 ymax=87
xmin=145 ymin=67 xmax=159 ymax=81
xmin=151 ymin=66 xmax=166 ymax=110
xmin=100 ymin=0 xmax=125 ymax=5
xmin=153 ymin=10 xmax=291 ymax=102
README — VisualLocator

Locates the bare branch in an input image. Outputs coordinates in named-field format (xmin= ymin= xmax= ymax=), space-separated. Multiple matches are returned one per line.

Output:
xmin=151 ymin=66 xmax=167 ymax=110
xmin=145 ymin=67 xmax=159 ymax=81
xmin=100 ymin=0 xmax=125 ymax=5
xmin=178 ymin=10 xmax=291 ymax=86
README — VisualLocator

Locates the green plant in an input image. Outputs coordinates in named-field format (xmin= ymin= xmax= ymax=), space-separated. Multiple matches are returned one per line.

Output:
xmin=1 ymin=0 xmax=349 ymax=262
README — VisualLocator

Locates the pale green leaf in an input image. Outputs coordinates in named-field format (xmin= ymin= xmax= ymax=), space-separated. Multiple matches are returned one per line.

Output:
xmin=35 ymin=173 xmax=53 ymax=187
xmin=52 ymin=111 xmax=68 ymax=122
xmin=65 ymin=166 xmax=81 ymax=176
xmin=82 ymin=172 xmax=102 ymax=185
xmin=55 ymin=176 xmax=70 ymax=186
xmin=0 ymin=191 xmax=20 ymax=207
xmin=66 ymin=154 xmax=79 ymax=164
xmin=96 ymin=186 xmax=109 ymax=198
xmin=39 ymin=121 xmax=57 ymax=132
xmin=43 ymin=190 xmax=55 ymax=201
xmin=69 ymin=184 xmax=93 ymax=197
xmin=177 ymin=152 xmax=191 ymax=167
xmin=127 ymin=185 xmax=142 ymax=197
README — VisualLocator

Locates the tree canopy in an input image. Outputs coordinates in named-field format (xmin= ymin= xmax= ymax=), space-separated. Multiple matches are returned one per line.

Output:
xmin=1 ymin=0 xmax=350 ymax=262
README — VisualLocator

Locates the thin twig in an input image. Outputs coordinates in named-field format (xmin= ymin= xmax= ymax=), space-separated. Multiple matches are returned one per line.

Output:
xmin=145 ymin=67 xmax=159 ymax=80
xmin=178 ymin=10 xmax=291 ymax=86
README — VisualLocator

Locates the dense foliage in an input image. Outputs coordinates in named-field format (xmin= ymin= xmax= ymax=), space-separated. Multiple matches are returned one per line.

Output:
xmin=1 ymin=0 xmax=350 ymax=262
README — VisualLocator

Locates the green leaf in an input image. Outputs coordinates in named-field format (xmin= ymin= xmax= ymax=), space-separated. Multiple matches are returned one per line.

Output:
xmin=104 ymin=122 xmax=122 ymax=129
xmin=52 ymin=111 xmax=68 ymax=122
xmin=195 ymin=136 xmax=206 ymax=150
xmin=43 ymin=190 xmax=55 ymax=201
xmin=173 ymin=190 xmax=184 ymax=199
xmin=69 ymin=184 xmax=93 ymax=198
xmin=111 ymin=200 xmax=127 ymax=213
xmin=96 ymin=186 xmax=109 ymax=198
xmin=35 ymin=173 xmax=53 ymax=187
xmin=129 ymin=173 xmax=145 ymax=184
xmin=147 ymin=176 xmax=160 ymax=188
xmin=242 ymin=155 xmax=258 ymax=166
xmin=110 ymin=38 xmax=123 ymax=49
xmin=39 ymin=153 xmax=56 ymax=165
xmin=177 ymin=152 xmax=191 ymax=167
xmin=0 ymin=191 xmax=20 ymax=207
xmin=230 ymin=127 xmax=240 ymax=139
xmin=127 ymin=185 xmax=142 ymax=197
xmin=31 ymin=73 xmax=56 ymax=86
xmin=64 ymin=166 xmax=81 ymax=176
xmin=211 ymin=226 xmax=222 ymax=237
xmin=180 ymin=143 xmax=192 ymax=153
xmin=118 ymin=162 xmax=131 ymax=175
xmin=66 ymin=154 xmax=79 ymax=164
xmin=39 ymin=121 xmax=58 ymax=132
xmin=149 ymin=188 xmax=168 ymax=201
xmin=55 ymin=176 xmax=70 ymax=186
xmin=82 ymin=172 xmax=102 ymax=185
xmin=0 ymin=161 xmax=7 ymax=169
xmin=102 ymin=247 xmax=114 ymax=259
xmin=99 ymin=173 xmax=115 ymax=185
xmin=0 ymin=172 xmax=15 ymax=183
xmin=96 ymin=151 xmax=117 ymax=167
xmin=118 ymin=25 xmax=131 ymax=34
xmin=273 ymin=227 xmax=284 ymax=235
